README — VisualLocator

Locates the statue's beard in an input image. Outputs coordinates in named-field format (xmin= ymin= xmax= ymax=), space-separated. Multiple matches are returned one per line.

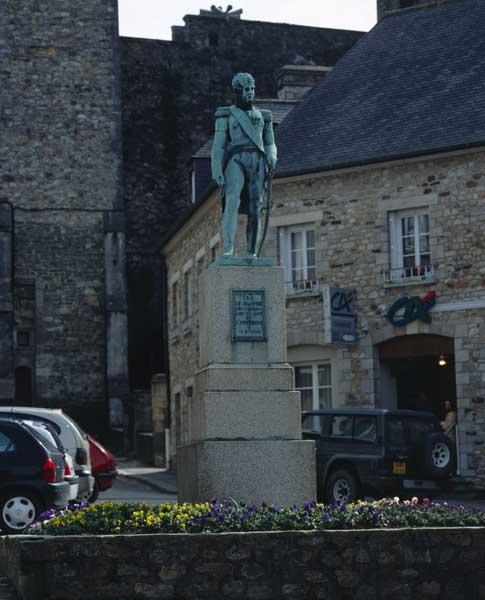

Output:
xmin=236 ymin=95 xmax=253 ymax=110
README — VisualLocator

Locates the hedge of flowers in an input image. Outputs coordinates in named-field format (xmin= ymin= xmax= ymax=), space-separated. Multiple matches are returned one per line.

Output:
xmin=28 ymin=497 xmax=485 ymax=536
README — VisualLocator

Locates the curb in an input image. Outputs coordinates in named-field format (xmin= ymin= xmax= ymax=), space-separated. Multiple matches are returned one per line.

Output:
xmin=117 ymin=471 xmax=177 ymax=496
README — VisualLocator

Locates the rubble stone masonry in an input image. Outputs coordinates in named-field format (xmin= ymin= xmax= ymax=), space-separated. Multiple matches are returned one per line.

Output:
xmin=0 ymin=0 xmax=126 ymax=432
xmin=2 ymin=529 xmax=485 ymax=599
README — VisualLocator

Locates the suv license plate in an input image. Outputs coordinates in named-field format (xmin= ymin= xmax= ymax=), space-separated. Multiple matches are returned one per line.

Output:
xmin=393 ymin=462 xmax=406 ymax=475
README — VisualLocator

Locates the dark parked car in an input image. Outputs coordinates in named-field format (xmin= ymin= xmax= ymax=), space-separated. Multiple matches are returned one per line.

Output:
xmin=302 ymin=408 xmax=456 ymax=503
xmin=0 ymin=418 xmax=70 ymax=533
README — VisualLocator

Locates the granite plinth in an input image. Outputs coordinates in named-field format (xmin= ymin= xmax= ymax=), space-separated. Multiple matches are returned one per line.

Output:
xmin=178 ymin=263 xmax=317 ymax=504
xmin=177 ymin=440 xmax=316 ymax=505
xmin=189 ymin=390 xmax=302 ymax=442
xmin=194 ymin=363 xmax=294 ymax=392
xmin=199 ymin=264 xmax=287 ymax=366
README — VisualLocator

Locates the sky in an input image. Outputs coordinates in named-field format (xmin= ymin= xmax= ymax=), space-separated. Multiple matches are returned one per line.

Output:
xmin=118 ymin=0 xmax=378 ymax=40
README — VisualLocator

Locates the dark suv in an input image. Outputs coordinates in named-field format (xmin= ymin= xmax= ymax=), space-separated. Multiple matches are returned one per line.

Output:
xmin=0 ymin=418 xmax=70 ymax=533
xmin=302 ymin=409 xmax=456 ymax=503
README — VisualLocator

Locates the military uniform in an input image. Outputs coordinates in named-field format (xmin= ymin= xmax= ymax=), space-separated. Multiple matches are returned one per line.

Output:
xmin=211 ymin=104 xmax=277 ymax=256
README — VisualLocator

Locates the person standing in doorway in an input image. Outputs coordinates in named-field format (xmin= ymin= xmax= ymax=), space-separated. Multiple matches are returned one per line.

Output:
xmin=441 ymin=400 xmax=457 ymax=442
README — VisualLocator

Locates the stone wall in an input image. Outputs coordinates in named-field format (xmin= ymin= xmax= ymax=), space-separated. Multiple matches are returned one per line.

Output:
xmin=164 ymin=148 xmax=485 ymax=478
xmin=0 ymin=203 xmax=14 ymax=403
xmin=1 ymin=0 xmax=127 ymax=432
xmin=272 ymin=150 xmax=485 ymax=478
xmin=120 ymin=17 xmax=364 ymax=390
xmin=2 ymin=529 xmax=485 ymax=599
xmin=151 ymin=373 xmax=168 ymax=467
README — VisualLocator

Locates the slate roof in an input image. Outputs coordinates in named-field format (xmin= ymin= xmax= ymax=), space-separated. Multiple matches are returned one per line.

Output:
xmin=192 ymin=99 xmax=297 ymax=159
xmin=275 ymin=0 xmax=485 ymax=178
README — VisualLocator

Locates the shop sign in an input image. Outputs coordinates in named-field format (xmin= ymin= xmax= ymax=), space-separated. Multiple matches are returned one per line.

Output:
xmin=324 ymin=287 xmax=357 ymax=344
xmin=387 ymin=291 xmax=436 ymax=327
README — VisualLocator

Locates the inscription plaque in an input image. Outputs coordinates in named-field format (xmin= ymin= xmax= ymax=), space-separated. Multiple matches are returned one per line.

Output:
xmin=231 ymin=289 xmax=266 ymax=342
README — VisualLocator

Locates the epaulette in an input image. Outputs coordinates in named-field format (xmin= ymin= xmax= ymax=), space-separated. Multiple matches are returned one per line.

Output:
xmin=215 ymin=107 xmax=231 ymax=118
xmin=260 ymin=109 xmax=273 ymax=122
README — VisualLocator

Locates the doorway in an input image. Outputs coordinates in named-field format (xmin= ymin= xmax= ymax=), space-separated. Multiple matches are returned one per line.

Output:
xmin=14 ymin=366 xmax=33 ymax=406
xmin=378 ymin=334 xmax=456 ymax=420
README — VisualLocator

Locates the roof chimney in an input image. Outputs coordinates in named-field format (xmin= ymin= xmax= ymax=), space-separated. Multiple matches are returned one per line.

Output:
xmin=199 ymin=5 xmax=242 ymax=19
xmin=277 ymin=65 xmax=332 ymax=101
xmin=377 ymin=0 xmax=448 ymax=20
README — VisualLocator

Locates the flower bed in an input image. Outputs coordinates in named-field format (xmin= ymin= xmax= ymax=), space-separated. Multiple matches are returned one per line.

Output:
xmin=30 ymin=497 xmax=485 ymax=536
xmin=3 ymin=509 xmax=485 ymax=600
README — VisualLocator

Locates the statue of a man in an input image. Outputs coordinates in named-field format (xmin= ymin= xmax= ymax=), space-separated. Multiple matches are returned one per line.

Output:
xmin=211 ymin=73 xmax=277 ymax=257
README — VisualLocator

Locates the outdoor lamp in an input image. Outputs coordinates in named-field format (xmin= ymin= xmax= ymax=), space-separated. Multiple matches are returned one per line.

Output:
xmin=438 ymin=354 xmax=447 ymax=367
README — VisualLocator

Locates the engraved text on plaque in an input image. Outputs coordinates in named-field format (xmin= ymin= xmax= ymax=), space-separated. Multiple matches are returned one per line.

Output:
xmin=231 ymin=289 xmax=266 ymax=342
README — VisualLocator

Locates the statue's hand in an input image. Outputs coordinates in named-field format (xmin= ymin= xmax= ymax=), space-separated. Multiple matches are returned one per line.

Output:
xmin=267 ymin=153 xmax=277 ymax=171
xmin=215 ymin=174 xmax=225 ymax=189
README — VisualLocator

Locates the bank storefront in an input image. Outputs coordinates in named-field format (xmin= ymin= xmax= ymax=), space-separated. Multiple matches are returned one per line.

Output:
xmin=286 ymin=286 xmax=485 ymax=484
xmin=371 ymin=295 xmax=485 ymax=481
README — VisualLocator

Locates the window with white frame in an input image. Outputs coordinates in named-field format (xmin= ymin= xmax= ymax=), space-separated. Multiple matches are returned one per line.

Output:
xmin=279 ymin=225 xmax=318 ymax=294
xmin=183 ymin=269 xmax=191 ymax=319
xmin=294 ymin=363 xmax=332 ymax=413
xmin=387 ymin=209 xmax=432 ymax=282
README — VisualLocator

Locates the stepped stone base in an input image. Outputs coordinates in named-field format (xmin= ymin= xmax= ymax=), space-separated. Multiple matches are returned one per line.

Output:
xmin=195 ymin=363 xmax=294 ymax=392
xmin=190 ymin=390 xmax=302 ymax=441
xmin=177 ymin=440 xmax=316 ymax=505
xmin=177 ymin=262 xmax=316 ymax=504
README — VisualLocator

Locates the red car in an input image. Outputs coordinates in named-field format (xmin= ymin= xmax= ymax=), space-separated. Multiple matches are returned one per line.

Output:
xmin=87 ymin=435 xmax=118 ymax=502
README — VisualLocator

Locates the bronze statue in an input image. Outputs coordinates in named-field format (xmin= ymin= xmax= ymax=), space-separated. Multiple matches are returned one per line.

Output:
xmin=211 ymin=73 xmax=277 ymax=258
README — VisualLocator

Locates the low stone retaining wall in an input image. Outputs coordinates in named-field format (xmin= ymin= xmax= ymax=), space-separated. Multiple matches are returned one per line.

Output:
xmin=1 ymin=528 xmax=485 ymax=599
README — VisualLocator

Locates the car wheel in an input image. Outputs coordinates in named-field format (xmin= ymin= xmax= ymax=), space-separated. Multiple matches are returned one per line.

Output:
xmin=424 ymin=433 xmax=456 ymax=479
xmin=88 ymin=480 xmax=100 ymax=503
xmin=0 ymin=490 xmax=42 ymax=534
xmin=325 ymin=469 xmax=359 ymax=504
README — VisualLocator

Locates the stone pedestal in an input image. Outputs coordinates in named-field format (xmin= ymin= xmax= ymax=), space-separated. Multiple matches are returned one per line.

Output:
xmin=177 ymin=259 xmax=316 ymax=505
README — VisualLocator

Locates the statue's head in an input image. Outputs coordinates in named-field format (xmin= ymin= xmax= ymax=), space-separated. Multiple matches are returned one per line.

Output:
xmin=232 ymin=72 xmax=255 ymax=108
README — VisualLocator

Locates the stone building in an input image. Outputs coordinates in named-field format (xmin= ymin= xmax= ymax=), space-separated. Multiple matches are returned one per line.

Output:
xmin=162 ymin=0 xmax=485 ymax=483
xmin=0 ymin=1 xmax=363 ymax=442
xmin=0 ymin=0 xmax=128 ymax=434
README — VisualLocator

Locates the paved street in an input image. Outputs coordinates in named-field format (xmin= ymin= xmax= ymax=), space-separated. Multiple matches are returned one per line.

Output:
xmin=99 ymin=472 xmax=485 ymax=510
xmin=100 ymin=475 xmax=177 ymax=505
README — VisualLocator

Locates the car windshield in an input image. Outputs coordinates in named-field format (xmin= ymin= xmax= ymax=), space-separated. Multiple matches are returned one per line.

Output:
xmin=354 ymin=416 xmax=377 ymax=443
xmin=61 ymin=412 xmax=88 ymax=439
xmin=302 ymin=414 xmax=322 ymax=434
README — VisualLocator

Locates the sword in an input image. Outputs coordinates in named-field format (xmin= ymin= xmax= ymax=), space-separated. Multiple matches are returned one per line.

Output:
xmin=256 ymin=168 xmax=273 ymax=258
